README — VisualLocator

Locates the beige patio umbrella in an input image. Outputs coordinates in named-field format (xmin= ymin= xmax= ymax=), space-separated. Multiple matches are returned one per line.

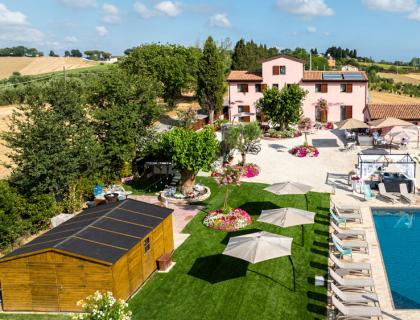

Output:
xmin=258 ymin=208 xmax=315 ymax=246
xmin=223 ymin=231 xmax=296 ymax=290
xmin=335 ymin=118 xmax=369 ymax=130
xmin=368 ymin=117 xmax=412 ymax=128
xmin=264 ymin=181 xmax=313 ymax=210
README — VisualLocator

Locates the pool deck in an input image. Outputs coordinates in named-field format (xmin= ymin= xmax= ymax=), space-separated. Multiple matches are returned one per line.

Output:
xmin=332 ymin=195 xmax=420 ymax=320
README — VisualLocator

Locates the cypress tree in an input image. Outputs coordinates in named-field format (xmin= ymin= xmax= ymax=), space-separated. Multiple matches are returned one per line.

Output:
xmin=197 ymin=36 xmax=224 ymax=124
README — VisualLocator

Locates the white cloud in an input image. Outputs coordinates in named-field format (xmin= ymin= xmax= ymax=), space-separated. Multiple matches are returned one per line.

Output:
xmin=58 ymin=0 xmax=96 ymax=8
xmin=96 ymin=25 xmax=108 ymax=36
xmin=277 ymin=0 xmax=334 ymax=17
xmin=134 ymin=1 xmax=182 ymax=18
xmin=209 ymin=13 xmax=231 ymax=28
xmin=0 ymin=4 xmax=44 ymax=44
xmin=361 ymin=0 xmax=416 ymax=12
xmin=65 ymin=36 xmax=78 ymax=43
xmin=155 ymin=1 xmax=182 ymax=17
xmin=408 ymin=7 xmax=420 ymax=20
xmin=323 ymin=31 xmax=330 ymax=36
xmin=0 ymin=3 xmax=27 ymax=25
xmin=102 ymin=3 xmax=118 ymax=15
xmin=101 ymin=4 xmax=120 ymax=24
xmin=307 ymin=26 xmax=317 ymax=32
xmin=134 ymin=2 xmax=154 ymax=18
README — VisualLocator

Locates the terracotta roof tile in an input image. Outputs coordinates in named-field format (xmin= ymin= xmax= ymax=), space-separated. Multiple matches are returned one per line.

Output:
xmin=227 ymin=70 xmax=263 ymax=82
xmin=366 ymin=104 xmax=420 ymax=120
xmin=302 ymin=71 xmax=368 ymax=81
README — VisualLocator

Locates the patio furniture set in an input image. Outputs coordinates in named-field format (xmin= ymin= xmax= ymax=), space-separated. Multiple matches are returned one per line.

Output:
xmin=329 ymin=201 xmax=382 ymax=320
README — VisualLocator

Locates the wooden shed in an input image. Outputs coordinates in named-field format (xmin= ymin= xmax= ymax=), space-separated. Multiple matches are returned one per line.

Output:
xmin=0 ymin=199 xmax=174 ymax=312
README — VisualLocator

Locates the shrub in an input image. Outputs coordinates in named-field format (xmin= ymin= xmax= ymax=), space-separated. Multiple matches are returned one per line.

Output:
xmin=73 ymin=291 xmax=132 ymax=320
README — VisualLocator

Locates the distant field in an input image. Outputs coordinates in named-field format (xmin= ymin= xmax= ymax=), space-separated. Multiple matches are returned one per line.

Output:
xmin=370 ymin=90 xmax=420 ymax=104
xmin=0 ymin=57 xmax=102 ymax=79
xmin=0 ymin=105 xmax=15 ymax=179
xmin=377 ymin=72 xmax=420 ymax=85
xmin=359 ymin=61 xmax=417 ymax=71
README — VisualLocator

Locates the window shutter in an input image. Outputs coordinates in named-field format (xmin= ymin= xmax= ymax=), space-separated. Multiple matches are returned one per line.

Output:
xmin=244 ymin=84 xmax=249 ymax=92
xmin=243 ymin=105 xmax=250 ymax=112
xmin=273 ymin=66 xmax=280 ymax=75
xmin=345 ymin=105 xmax=353 ymax=119
xmin=321 ymin=84 xmax=328 ymax=93
xmin=262 ymin=84 xmax=267 ymax=91
xmin=346 ymin=84 xmax=353 ymax=93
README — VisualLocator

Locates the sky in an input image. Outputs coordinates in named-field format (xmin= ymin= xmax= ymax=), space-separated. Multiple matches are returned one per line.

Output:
xmin=0 ymin=0 xmax=419 ymax=61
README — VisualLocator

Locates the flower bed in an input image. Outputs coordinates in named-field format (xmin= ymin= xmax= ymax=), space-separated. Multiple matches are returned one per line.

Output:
xmin=290 ymin=145 xmax=319 ymax=158
xmin=230 ymin=163 xmax=260 ymax=178
xmin=203 ymin=208 xmax=252 ymax=231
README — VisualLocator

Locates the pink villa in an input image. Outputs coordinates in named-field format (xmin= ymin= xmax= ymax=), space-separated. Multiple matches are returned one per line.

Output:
xmin=226 ymin=55 xmax=369 ymax=124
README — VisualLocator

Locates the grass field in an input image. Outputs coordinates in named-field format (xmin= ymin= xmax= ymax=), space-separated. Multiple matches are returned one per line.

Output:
xmin=369 ymin=90 xmax=420 ymax=104
xmin=0 ymin=57 xmax=102 ymax=80
xmin=0 ymin=177 xmax=330 ymax=320
xmin=359 ymin=61 xmax=418 ymax=71
xmin=0 ymin=105 xmax=15 ymax=179
xmin=377 ymin=72 xmax=420 ymax=85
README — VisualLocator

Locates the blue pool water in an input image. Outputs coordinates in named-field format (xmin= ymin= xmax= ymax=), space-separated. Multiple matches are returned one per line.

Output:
xmin=373 ymin=208 xmax=420 ymax=309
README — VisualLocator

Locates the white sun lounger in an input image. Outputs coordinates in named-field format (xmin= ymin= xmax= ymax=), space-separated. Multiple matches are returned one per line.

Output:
xmin=332 ymin=234 xmax=368 ymax=253
xmin=400 ymin=183 xmax=416 ymax=204
xmin=334 ymin=207 xmax=363 ymax=223
xmin=330 ymin=253 xmax=371 ymax=273
xmin=332 ymin=295 xmax=382 ymax=319
xmin=378 ymin=183 xmax=398 ymax=203
xmin=331 ymin=283 xmax=378 ymax=304
xmin=329 ymin=268 xmax=375 ymax=288
xmin=331 ymin=221 xmax=366 ymax=240
xmin=331 ymin=200 xmax=360 ymax=213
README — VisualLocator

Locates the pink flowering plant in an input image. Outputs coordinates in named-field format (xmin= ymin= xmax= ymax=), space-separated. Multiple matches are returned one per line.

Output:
xmin=234 ymin=163 xmax=260 ymax=178
xmin=205 ymin=164 xmax=252 ymax=231
xmin=290 ymin=145 xmax=319 ymax=158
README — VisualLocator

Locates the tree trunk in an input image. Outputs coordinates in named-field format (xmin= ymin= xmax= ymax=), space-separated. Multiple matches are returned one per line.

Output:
xmin=241 ymin=151 xmax=246 ymax=165
xmin=208 ymin=109 xmax=215 ymax=124
xmin=180 ymin=169 xmax=196 ymax=195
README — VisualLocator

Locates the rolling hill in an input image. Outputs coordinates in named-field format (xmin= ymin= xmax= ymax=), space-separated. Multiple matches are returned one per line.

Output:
xmin=0 ymin=57 xmax=101 ymax=80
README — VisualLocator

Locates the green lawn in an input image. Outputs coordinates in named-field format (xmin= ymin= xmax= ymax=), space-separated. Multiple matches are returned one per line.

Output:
xmin=0 ymin=315 xmax=69 ymax=320
xmin=2 ymin=177 xmax=330 ymax=320
xmin=128 ymin=177 xmax=330 ymax=320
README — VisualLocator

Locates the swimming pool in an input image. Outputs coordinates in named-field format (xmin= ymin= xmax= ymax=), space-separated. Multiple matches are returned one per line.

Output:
xmin=372 ymin=208 xmax=420 ymax=309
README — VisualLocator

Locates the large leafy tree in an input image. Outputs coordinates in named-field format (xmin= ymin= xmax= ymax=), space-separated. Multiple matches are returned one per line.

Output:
xmin=121 ymin=44 xmax=201 ymax=107
xmin=87 ymin=67 xmax=162 ymax=179
xmin=224 ymin=122 xmax=262 ymax=165
xmin=231 ymin=39 xmax=279 ymax=71
xmin=197 ymin=36 xmax=224 ymax=124
xmin=2 ymin=78 xmax=100 ymax=197
xmin=257 ymin=84 xmax=307 ymax=130
xmin=162 ymin=126 xmax=219 ymax=194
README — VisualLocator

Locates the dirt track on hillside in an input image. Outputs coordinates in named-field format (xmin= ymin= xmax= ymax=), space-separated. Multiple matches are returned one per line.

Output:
xmin=0 ymin=105 xmax=16 ymax=178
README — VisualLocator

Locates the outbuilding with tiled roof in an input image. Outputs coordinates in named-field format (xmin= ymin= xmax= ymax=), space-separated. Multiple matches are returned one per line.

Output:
xmin=364 ymin=103 xmax=420 ymax=123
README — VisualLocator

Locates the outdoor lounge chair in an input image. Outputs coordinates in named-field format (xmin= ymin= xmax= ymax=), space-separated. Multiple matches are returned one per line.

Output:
xmin=332 ymin=238 xmax=353 ymax=258
xmin=400 ymin=183 xmax=416 ymax=204
xmin=330 ymin=253 xmax=371 ymax=273
xmin=333 ymin=207 xmax=363 ymax=223
xmin=330 ymin=208 xmax=347 ymax=226
xmin=362 ymin=184 xmax=375 ymax=201
xmin=331 ymin=283 xmax=378 ymax=304
xmin=329 ymin=268 xmax=375 ymax=288
xmin=378 ymin=183 xmax=399 ymax=203
xmin=332 ymin=295 xmax=382 ymax=319
xmin=332 ymin=234 xmax=368 ymax=253
xmin=331 ymin=221 xmax=366 ymax=240
xmin=331 ymin=200 xmax=360 ymax=213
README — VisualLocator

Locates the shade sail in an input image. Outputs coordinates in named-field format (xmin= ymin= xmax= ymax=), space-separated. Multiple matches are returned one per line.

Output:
xmin=258 ymin=208 xmax=315 ymax=228
xmin=264 ymin=182 xmax=312 ymax=195
xmin=335 ymin=118 xmax=369 ymax=130
xmin=223 ymin=231 xmax=292 ymax=264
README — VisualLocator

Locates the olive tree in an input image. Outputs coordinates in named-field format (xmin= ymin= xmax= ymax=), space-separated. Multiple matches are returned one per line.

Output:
xmin=163 ymin=126 xmax=219 ymax=194
xmin=256 ymin=84 xmax=307 ymax=130
xmin=224 ymin=122 xmax=262 ymax=165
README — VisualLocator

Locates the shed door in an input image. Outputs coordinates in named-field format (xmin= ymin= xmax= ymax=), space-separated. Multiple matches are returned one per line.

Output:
xmin=142 ymin=237 xmax=155 ymax=280
xmin=29 ymin=263 xmax=59 ymax=312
